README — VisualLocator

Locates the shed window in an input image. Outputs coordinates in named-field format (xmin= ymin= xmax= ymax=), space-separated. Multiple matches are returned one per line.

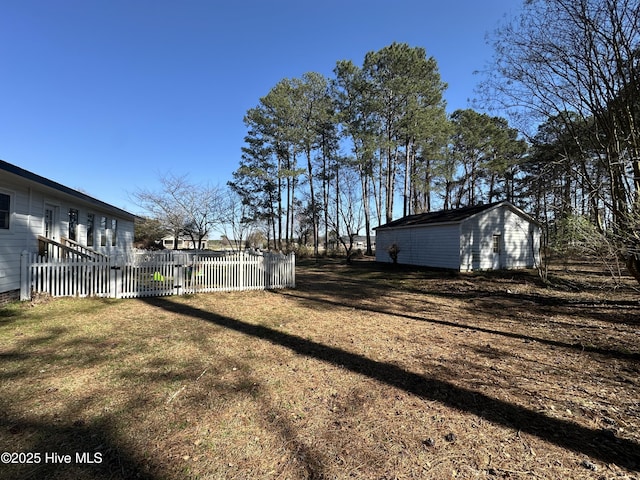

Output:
xmin=0 ymin=193 xmax=10 ymax=229
xmin=493 ymin=234 xmax=501 ymax=253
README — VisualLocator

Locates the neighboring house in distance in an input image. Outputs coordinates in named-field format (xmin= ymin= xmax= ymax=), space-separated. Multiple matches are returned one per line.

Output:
xmin=375 ymin=201 xmax=541 ymax=271
xmin=329 ymin=235 xmax=376 ymax=253
xmin=0 ymin=159 xmax=136 ymax=301
xmin=160 ymin=235 xmax=209 ymax=250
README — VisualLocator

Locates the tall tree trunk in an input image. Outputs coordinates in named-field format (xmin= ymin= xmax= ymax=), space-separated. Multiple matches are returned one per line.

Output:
xmin=334 ymin=165 xmax=340 ymax=251
xmin=306 ymin=147 xmax=319 ymax=256
xmin=375 ymin=151 xmax=383 ymax=226
xmin=403 ymin=140 xmax=411 ymax=217
xmin=626 ymin=255 xmax=640 ymax=284
xmin=488 ymin=173 xmax=497 ymax=203
xmin=322 ymin=154 xmax=330 ymax=254
xmin=385 ymin=143 xmax=397 ymax=223
xmin=361 ymin=164 xmax=373 ymax=256
xmin=290 ymin=175 xmax=297 ymax=247
xmin=277 ymin=155 xmax=283 ymax=250
xmin=285 ymin=175 xmax=290 ymax=248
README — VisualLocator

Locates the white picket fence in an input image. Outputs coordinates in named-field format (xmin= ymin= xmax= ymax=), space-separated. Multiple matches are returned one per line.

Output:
xmin=20 ymin=251 xmax=295 ymax=300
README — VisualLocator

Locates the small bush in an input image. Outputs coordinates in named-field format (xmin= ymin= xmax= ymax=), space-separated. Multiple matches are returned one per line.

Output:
xmin=387 ymin=243 xmax=400 ymax=264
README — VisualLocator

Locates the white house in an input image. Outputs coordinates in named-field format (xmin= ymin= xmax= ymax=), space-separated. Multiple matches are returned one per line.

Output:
xmin=160 ymin=235 xmax=209 ymax=250
xmin=329 ymin=235 xmax=376 ymax=253
xmin=375 ymin=201 xmax=541 ymax=271
xmin=0 ymin=159 xmax=136 ymax=302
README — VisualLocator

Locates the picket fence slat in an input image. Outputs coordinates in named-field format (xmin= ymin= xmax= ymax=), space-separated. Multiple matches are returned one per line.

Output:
xmin=25 ymin=255 xmax=113 ymax=298
xmin=24 ymin=252 xmax=295 ymax=299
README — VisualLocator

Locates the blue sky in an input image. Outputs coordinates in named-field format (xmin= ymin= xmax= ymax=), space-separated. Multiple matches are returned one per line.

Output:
xmin=0 ymin=0 xmax=521 ymax=215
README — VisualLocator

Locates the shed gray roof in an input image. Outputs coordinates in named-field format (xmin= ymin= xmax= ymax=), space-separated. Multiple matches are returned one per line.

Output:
xmin=375 ymin=201 xmax=538 ymax=230
xmin=1 ymin=159 xmax=136 ymax=220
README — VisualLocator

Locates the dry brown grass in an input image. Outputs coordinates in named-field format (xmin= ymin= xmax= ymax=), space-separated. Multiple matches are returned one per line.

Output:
xmin=0 ymin=259 xmax=639 ymax=480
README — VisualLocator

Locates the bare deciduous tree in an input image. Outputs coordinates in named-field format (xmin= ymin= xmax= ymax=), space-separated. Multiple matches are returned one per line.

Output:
xmin=326 ymin=167 xmax=365 ymax=260
xmin=131 ymin=173 xmax=224 ymax=250
xmin=480 ymin=0 xmax=640 ymax=283
xmin=216 ymin=190 xmax=257 ymax=253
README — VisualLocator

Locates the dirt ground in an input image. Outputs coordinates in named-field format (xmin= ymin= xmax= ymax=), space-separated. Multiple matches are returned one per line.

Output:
xmin=0 ymin=258 xmax=639 ymax=479
xmin=277 ymin=259 xmax=640 ymax=476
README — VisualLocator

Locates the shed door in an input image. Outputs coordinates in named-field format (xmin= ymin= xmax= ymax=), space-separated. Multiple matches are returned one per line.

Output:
xmin=492 ymin=234 xmax=502 ymax=269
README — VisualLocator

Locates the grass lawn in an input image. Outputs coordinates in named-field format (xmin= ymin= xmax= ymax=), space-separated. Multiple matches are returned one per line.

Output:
xmin=1 ymin=259 xmax=639 ymax=479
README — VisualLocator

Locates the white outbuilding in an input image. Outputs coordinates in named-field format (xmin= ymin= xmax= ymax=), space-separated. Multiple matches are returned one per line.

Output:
xmin=374 ymin=201 xmax=541 ymax=271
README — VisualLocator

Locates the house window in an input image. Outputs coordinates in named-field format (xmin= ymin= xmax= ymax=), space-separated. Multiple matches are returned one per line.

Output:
xmin=0 ymin=193 xmax=10 ymax=230
xmin=87 ymin=214 xmax=95 ymax=247
xmin=493 ymin=234 xmax=501 ymax=253
xmin=100 ymin=216 xmax=107 ymax=246
xmin=68 ymin=209 xmax=79 ymax=241
xmin=111 ymin=219 xmax=117 ymax=247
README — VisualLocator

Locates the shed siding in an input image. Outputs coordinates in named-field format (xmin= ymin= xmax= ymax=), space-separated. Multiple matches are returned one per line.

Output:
xmin=460 ymin=207 xmax=540 ymax=271
xmin=502 ymin=208 xmax=540 ymax=269
xmin=376 ymin=203 xmax=541 ymax=272
xmin=0 ymin=173 xmax=135 ymax=294
xmin=375 ymin=223 xmax=461 ymax=269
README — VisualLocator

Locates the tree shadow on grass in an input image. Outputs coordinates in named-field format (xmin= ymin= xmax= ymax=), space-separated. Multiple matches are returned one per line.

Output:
xmin=0 ymin=323 xmax=160 ymax=480
xmin=232 ymin=362 xmax=329 ymax=479
xmin=285 ymin=263 xmax=640 ymax=361
xmin=0 ymin=414 xmax=157 ymax=480
xmin=278 ymin=288 xmax=640 ymax=363
xmin=142 ymin=296 xmax=640 ymax=472
xmin=0 ymin=307 xmax=20 ymax=322
xmin=368 ymin=265 xmax=638 ymax=326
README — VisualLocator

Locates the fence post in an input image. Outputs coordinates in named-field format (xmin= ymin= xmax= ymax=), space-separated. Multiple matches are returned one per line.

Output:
xmin=174 ymin=253 xmax=185 ymax=296
xmin=110 ymin=257 xmax=121 ymax=299
xmin=20 ymin=251 xmax=31 ymax=301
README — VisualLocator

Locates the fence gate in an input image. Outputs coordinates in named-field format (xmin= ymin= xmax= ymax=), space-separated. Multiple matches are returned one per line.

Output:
xmin=116 ymin=252 xmax=185 ymax=299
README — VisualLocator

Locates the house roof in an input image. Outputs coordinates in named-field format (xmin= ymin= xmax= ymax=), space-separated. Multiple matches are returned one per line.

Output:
xmin=0 ymin=159 xmax=136 ymax=220
xmin=375 ymin=201 xmax=539 ymax=230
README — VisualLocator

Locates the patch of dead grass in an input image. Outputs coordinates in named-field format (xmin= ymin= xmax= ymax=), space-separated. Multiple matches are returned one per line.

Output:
xmin=0 ymin=261 xmax=639 ymax=479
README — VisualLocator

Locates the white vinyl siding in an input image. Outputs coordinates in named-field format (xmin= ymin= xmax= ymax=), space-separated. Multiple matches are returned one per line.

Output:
xmin=377 ymin=202 xmax=541 ymax=272
xmin=0 ymin=186 xmax=29 ymax=293
xmin=502 ymin=210 xmax=540 ymax=269
xmin=0 ymin=173 xmax=136 ymax=294
xmin=375 ymin=223 xmax=461 ymax=269
xmin=460 ymin=206 xmax=540 ymax=271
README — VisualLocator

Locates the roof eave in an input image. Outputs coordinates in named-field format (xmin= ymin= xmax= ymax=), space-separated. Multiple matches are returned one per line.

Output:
xmin=374 ymin=219 xmax=462 ymax=231
xmin=1 ymin=159 xmax=136 ymax=220
xmin=374 ymin=201 xmax=541 ymax=230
